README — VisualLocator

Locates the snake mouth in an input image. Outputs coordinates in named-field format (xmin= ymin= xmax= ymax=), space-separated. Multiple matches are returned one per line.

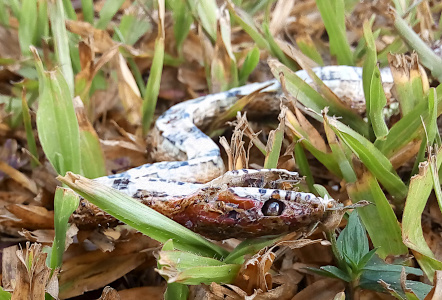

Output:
xmin=262 ymin=199 xmax=286 ymax=216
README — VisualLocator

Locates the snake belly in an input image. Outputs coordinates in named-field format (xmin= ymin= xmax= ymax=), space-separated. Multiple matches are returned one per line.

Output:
xmin=72 ymin=66 xmax=393 ymax=239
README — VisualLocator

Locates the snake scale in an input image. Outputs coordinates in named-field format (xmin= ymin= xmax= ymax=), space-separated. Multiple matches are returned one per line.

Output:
xmin=72 ymin=66 xmax=394 ymax=240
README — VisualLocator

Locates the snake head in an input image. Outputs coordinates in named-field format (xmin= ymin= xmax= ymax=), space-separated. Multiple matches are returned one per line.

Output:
xmin=167 ymin=186 xmax=337 ymax=240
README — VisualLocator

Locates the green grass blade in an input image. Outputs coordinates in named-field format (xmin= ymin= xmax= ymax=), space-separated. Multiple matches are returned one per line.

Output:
xmin=21 ymin=92 xmax=39 ymax=168
xmin=427 ymin=88 xmax=439 ymax=146
xmin=269 ymin=59 xmax=369 ymax=137
xmin=375 ymin=103 xmax=428 ymax=158
xmin=37 ymin=0 xmax=49 ymax=39
xmin=48 ymin=0 xmax=74 ymax=95
xmin=81 ymin=0 xmax=94 ymax=23
xmin=411 ymin=89 xmax=437 ymax=175
xmin=162 ymin=241 xmax=190 ymax=300
xmin=79 ymin=129 xmax=106 ymax=178
xmin=264 ymin=108 xmax=285 ymax=168
xmin=169 ymin=0 xmax=193 ymax=56
xmin=388 ymin=53 xmax=426 ymax=117
xmin=50 ymin=187 xmax=80 ymax=270
xmin=294 ymin=142 xmax=315 ymax=192
xmin=73 ymin=97 xmax=106 ymax=178
xmin=411 ymin=136 xmax=430 ymax=179
xmin=324 ymin=117 xmax=357 ymax=183
xmin=117 ymin=14 xmax=151 ymax=46
xmin=187 ymin=0 xmax=217 ymax=41
xmin=69 ymin=35 xmax=81 ymax=75
xmin=301 ymin=140 xmax=342 ymax=178
xmin=393 ymin=12 xmax=442 ymax=82
xmin=296 ymin=35 xmax=324 ymax=66
xmin=327 ymin=117 xmax=408 ymax=201
xmin=437 ymin=9 xmax=442 ymax=40
xmin=240 ymin=0 xmax=268 ymax=15
xmin=227 ymin=3 xmax=270 ymax=50
xmin=18 ymin=0 xmax=38 ymax=55
xmin=390 ymin=0 xmax=408 ymax=15
xmin=375 ymin=84 xmax=442 ymax=159
xmin=164 ymin=263 xmax=241 ymax=285
xmin=352 ymin=27 xmax=377 ymax=63
xmin=158 ymin=250 xmax=240 ymax=285
xmin=238 ymin=46 xmax=260 ymax=85
xmin=58 ymin=173 xmax=230 ymax=259
xmin=429 ymin=92 xmax=441 ymax=210
xmin=316 ymin=0 xmax=354 ymax=65
xmin=62 ymin=0 xmax=76 ymax=20
xmin=160 ymin=250 xmax=227 ymax=268
xmin=0 ymin=287 xmax=11 ymax=299
xmin=95 ymin=0 xmax=125 ymax=30
xmin=402 ymin=147 xmax=442 ymax=281
xmin=286 ymin=110 xmax=343 ymax=178
xmin=377 ymin=37 xmax=407 ymax=66
xmin=142 ymin=1 xmax=165 ymax=134
xmin=262 ymin=23 xmax=297 ymax=71
xmin=367 ymin=66 xmax=389 ymax=139
xmin=32 ymin=47 xmax=81 ymax=175
xmin=0 ymin=0 xmax=9 ymax=26
xmin=9 ymin=0 xmax=20 ymax=20
xmin=362 ymin=21 xmax=388 ymax=139
xmin=431 ymin=151 xmax=442 ymax=216
xmin=347 ymin=173 xmax=408 ymax=258
xmin=164 ymin=283 xmax=188 ymax=300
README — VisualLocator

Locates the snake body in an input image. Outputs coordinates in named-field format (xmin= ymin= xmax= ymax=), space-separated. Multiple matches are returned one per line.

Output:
xmin=73 ymin=66 xmax=394 ymax=239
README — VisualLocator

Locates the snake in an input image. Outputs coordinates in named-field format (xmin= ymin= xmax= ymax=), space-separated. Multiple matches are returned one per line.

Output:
xmin=72 ymin=66 xmax=394 ymax=240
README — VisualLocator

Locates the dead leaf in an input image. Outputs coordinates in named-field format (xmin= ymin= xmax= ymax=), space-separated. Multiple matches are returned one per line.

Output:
xmin=1 ymin=245 xmax=18 ymax=291
xmin=0 ymin=191 xmax=34 ymax=205
xmin=424 ymin=270 xmax=442 ymax=300
xmin=269 ymin=0 xmax=295 ymax=36
xmin=115 ymin=53 xmax=142 ymax=125
xmin=19 ymin=229 xmax=55 ymax=244
xmin=416 ymin=1 xmax=435 ymax=43
xmin=75 ymin=40 xmax=120 ymax=105
xmin=178 ymin=65 xmax=208 ymax=91
xmin=66 ymin=20 xmax=116 ymax=53
xmin=192 ymin=271 xmax=299 ymax=300
xmin=99 ymin=286 xmax=121 ymax=300
xmin=59 ymin=233 xmax=158 ymax=298
xmin=60 ymin=252 xmax=146 ymax=298
xmin=291 ymin=278 xmax=345 ymax=300
xmin=5 ymin=204 xmax=54 ymax=229
xmin=118 ymin=286 xmax=166 ymax=300
xmin=5 ymin=243 xmax=58 ymax=299
xmin=0 ymin=161 xmax=37 ymax=194
xmin=0 ymin=25 xmax=20 ymax=59
xmin=234 ymin=247 xmax=276 ymax=294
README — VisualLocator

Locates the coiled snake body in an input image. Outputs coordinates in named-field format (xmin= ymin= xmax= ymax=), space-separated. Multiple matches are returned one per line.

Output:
xmin=73 ymin=66 xmax=393 ymax=240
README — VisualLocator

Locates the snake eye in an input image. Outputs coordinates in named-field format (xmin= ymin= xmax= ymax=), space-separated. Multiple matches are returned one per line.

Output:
xmin=262 ymin=199 xmax=285 ymax=216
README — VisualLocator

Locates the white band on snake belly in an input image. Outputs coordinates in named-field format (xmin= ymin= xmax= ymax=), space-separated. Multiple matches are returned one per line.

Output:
xmin=73 ymin=66 xmax=394 ymax=239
